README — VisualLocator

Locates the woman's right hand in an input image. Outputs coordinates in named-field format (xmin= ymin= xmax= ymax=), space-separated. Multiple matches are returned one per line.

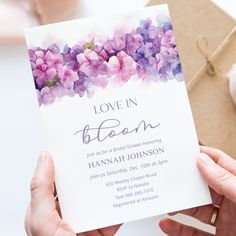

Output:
xmin=160 ymin=146 xmax=236 ymax=236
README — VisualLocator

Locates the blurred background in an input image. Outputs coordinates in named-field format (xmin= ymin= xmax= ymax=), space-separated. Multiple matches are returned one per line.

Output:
xmin=0 ymin=0 xmax=235 ymax=235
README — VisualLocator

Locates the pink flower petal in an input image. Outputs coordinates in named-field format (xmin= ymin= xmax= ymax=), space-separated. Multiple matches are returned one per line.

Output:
xmin=46 ymin=68 xmax=57 ymax=79
xmin=84 ymin=49 xmax=99 ymax=61
xmin=35 ymin=50 xmax=45 ymax=58
xmin=77 ymin=53 xmax=88 ymax=64
xmin=33 ymin=69 xmax=43 ymax=77
xmin=35 ymin=58 xmax=45 ymax=66
xmin=108 ymin=56 xmax=120 ymax=72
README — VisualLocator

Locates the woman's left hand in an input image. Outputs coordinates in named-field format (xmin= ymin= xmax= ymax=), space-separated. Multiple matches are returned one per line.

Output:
xmin=25 ymin=152 xmax=121 ymax=236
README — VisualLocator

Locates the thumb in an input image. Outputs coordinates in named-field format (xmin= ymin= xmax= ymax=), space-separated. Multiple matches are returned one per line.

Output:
xmin=30 ymin=152 xmax=55 ymax=207
xmin=30 ymin=153 xmax=59 ymax=231
xmin=29 ymin=154 xmax=76 ymax=236
xmin=197 ymin=153 xmax=236 ymax=204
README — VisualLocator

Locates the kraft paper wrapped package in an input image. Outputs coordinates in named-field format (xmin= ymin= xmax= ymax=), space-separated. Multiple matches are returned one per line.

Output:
xmin=147 ymin=0 xmax=236 ymax=158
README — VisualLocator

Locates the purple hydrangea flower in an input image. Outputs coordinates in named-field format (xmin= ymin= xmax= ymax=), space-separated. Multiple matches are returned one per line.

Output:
xmin=63 ymin=44 xmax=83 ymax=71
xmin=30 ymin=49 xmax=63 ymax=88
xmin=136 ymin=18 xmax=153 ymax=43
xmin=37 ymin=87 xmax=55 ymax=106
xmin=108 ymin=51 xmax=136 ymax=82
xmin=77 ymin=49 xmax=107 ymax=78
xmin=125 ymin=33 xmax=144 ymax=58
xmin=74 ymin=72 xmax=89 ymax=97
xmin=57 ymin=65 xmax=79 ymax=89
xmin=28 ymin=14 xmax=183 ymax=106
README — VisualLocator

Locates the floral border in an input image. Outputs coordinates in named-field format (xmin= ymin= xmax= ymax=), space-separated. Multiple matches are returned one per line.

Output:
xmin=28 ymin=14 xmax=183 ymax=106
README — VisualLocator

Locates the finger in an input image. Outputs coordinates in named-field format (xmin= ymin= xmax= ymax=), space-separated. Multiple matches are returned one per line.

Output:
xmin=200 ymin=146 xmax=236 ymax=175
xmin=79 ymin=225 xmax=121 ymax=236
xmin=169 ymin=205 xmax=215 ymax=225
xmin=79 ymin=230 xmax=103 ymax=236
xmin=30 ymin=153 xmax=62 ymax=235
xmin=159 ymin=218 xmax=213 ymax=236
xmin=197 ymin=153 xmax=236 ymax=204
xmin=98 ymin=224 xmax=122 ymax=236
xmin=168 ymin=189 xmax=222 ymax=224
xmin=30 ymin=153 xmax=56 ymax=213
xmin=25 ymin=205 xmax=32 ymax=236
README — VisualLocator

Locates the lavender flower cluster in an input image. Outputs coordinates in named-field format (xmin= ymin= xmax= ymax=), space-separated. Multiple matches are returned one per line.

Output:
xmin=29 ymin=15 xmax=183 ymax=106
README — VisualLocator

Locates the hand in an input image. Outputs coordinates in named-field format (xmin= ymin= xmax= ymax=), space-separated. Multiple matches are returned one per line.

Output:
xmin=25 ymin=153 xmax=121 ymax=236
xmin=160 ymin=146 xmax=236 ymax=236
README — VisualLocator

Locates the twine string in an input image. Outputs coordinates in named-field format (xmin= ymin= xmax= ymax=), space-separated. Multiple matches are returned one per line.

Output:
xmin=187 ymin=26 xmax=236 ymax=90
xmin=196 ymin=36 xmax=216 ymax=76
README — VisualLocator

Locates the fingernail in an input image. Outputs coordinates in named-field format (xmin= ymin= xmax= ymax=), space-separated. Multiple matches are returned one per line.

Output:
xmin=198 ymin=153 xmax=215 ymax=167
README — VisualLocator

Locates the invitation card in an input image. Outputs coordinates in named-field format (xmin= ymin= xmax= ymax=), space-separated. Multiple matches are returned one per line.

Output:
xmin=25 ymin=5 xmax=212 ymax=233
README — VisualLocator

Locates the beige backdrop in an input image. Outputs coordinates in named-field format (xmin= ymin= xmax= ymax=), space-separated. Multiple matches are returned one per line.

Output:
xmin=147 ymin=0 xmax=236 ymax=158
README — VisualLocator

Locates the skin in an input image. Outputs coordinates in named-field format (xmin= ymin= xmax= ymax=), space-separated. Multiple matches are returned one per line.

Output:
xmin=159 ymin=146 xmax=236 ymax=236
xmin=25 ymin=153 xmax=121 ymax=236
xmin=26 ymin=146 xmax=236 ymax=236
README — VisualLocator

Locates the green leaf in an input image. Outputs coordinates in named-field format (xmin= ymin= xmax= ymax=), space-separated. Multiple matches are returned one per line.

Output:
xmin=83 ymin=39 xmax=95 ymax=50
xmin=46 ymin=77 xmax=60 ymax=88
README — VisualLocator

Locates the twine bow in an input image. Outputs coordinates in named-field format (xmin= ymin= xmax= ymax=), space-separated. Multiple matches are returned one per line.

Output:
xmin=187 ymin=26 xmax=236 ymax=90
xmin=197 ymin=36 xmax=217 ymax=76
